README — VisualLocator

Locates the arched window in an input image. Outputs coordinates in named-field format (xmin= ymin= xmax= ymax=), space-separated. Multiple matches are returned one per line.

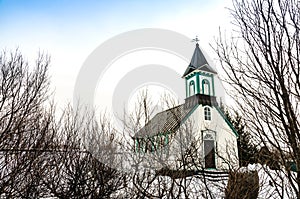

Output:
xmin=135 ymin=138 xmax=139 ymax=152
xmin=204 ymin=107 xmax=211 ymax=121
xmin=202 ymin=79 xmax=210 ymax=95
xmin=139 ymin=139 xmax=145 ymax=153
xmin=146 ymin=138 xmax=152 ymax=153
xmin=189 ymin=80 xmax=195 ymax=96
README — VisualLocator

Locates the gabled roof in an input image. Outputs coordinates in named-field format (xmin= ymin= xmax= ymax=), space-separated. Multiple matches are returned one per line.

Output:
xmin=183 ymin=43 xmax=217 ymax=77
xmin=133 ymin=103 xmax=198 ymax=138
xmin=133 ymin=94 xmax=239 ymax=139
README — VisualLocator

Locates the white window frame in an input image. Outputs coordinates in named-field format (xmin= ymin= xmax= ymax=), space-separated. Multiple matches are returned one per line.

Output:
xmin=204 ymin=106 xmax=211 ymax=121
xmin=189 ymin=80 xmax=195 ymax=96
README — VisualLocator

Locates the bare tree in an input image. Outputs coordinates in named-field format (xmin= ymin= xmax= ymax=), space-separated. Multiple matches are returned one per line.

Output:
xmin=214 ymin=0 xmax=300 ymax=197
xmin=0 ymin=50 xmax=127 ymax=198
xmin=42 ymin=105 xmax=127 ymax=198
xmin=0 ymin=50 xmax=56 ymax=197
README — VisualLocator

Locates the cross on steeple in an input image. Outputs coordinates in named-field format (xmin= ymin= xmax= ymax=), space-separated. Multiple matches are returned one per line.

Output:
xmin=192 ymin=36 xmax=199 ymax=43
xmin=182 ymin=38 xmax=218 ymax=77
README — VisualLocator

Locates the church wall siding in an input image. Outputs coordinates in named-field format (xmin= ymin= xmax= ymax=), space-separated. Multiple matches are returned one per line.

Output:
xmin=187 ymin=105 xmax=239 ymax=170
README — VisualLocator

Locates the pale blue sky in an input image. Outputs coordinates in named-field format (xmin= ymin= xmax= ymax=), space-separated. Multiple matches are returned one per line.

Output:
xmin=0 ymin=0 xmax=228 ymax=47
xmin=0 ymin=0 xmax=232 ymax=107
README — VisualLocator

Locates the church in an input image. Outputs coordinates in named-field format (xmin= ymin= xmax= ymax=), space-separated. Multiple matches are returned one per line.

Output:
xmin=133 ymin=42 xmax=239 ymax=171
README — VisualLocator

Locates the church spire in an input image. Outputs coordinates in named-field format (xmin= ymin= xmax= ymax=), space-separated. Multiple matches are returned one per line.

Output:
xmin=183 ymin=38 xmax=218 ymax=98
xmin=182 ymin=41 xmax=217 ymax=77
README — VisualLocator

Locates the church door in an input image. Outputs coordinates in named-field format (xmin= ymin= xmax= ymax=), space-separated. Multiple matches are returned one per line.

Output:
xmin=204 ymin=140 xmax=216 ymax=168
xmin=203 ymin=131 xmax=216 ymax=168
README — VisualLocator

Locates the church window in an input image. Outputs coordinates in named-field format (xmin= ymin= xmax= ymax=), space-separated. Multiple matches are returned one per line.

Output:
xmin=135 ymin=138 xmax=139 ymax=152
xmin=138 ymin=139 xmax=144 ymax=153
xmin=146 ymin=138 xmax=152 ymax=152
xmin=165 ymin=134 xmax=169 ymax=145
xmin=151 ymin=137 xmax=155 ymax=152
xmin=164 ymin=134 xmax=169 ymax=155
xmin=160 ymin=135 xmax=164 ymax=147
xmin=204 ymin=134 xmax=213 ymax=139
xmin=204 ymin=107 xmax=211 ymax=121
xmin=189 ymin=81 xmax=195 ymax=96
xmin=202 ymin=79 xmax=210 ymax=95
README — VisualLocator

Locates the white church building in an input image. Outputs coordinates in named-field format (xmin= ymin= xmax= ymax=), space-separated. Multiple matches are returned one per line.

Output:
xmin=133 ymin=42 xmax=239 ymax=171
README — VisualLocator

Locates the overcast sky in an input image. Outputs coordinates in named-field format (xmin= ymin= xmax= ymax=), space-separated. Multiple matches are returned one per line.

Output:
xmin=0 ymin=0 xmax=233 ymax=112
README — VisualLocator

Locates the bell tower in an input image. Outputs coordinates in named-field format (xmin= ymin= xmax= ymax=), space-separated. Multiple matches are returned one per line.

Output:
xmin=182 ymin=38 xmax=217 ymax=99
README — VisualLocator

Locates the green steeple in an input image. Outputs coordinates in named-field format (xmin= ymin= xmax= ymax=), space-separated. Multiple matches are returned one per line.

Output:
xmin=183 ymin=43 xmax=217 ymax=98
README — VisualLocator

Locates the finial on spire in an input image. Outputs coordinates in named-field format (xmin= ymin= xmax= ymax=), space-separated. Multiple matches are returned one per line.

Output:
xmin=192 ymin=36 xmax=199 ymax=44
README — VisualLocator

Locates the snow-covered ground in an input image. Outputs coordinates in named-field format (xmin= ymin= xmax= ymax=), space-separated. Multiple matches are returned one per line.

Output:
xmin=116 ymin=164 xmax=297 ymax=198
xmin=246 ymin=164 xmax=296 ymax=199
